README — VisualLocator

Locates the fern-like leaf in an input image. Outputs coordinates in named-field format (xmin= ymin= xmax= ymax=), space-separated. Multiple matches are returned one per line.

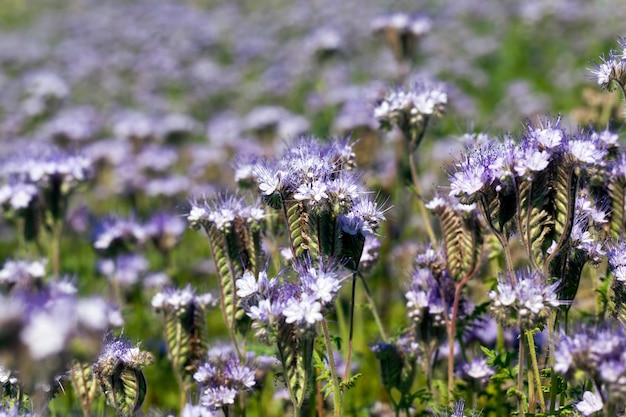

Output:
xmin=206 ymin=225 xmax=238 ymax=332
xmin=69 ymin=361 xmax=99 ymax=416
xmin=165 ymin=305 xmax=207 ymax=385
xmin=608 ymin=177 xmax=626 ymax=241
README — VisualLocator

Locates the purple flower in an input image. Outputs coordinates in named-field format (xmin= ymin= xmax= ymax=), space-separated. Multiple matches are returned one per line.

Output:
xmin=181 ymin=403 xmax=216 ymax=417
xmin=152 ymin=284 xmax=216 ymax=314
xmin=283 ymin=295 xmax=323 ymax=325
xmin=566 ymin=133 xmax=607 ymax=165
xmin=607 ymin=241 xmax=626 ymax=281
xmin=590 ymin=49 xmax=626 ymax=91
xmin=460 ymin=357 xmax=494 ymax=385
xmin=97 ymin=254 xmax=149 ymax=287
xmin=405 ymin=266 xmax=451 ymax=326
xmin=201 ymin=386 xmax=237 ymax=409
xmin=374 ymin=82 xmax=447 ymax=130
xmin=295 ymin=261 xmax=342 ymax=305
xmin=488 ymin=268 xmax=560 ymax=329
xmin=97 ymin=336 xmax=153 ymax=370
xmin=236 ymin=271 xmax=261 ymax=298
xmin=513 ymin=146 xmax=550 ymax=178
xmin=93 ymin=215 xmax=146 ymax=253
xmin=0 ymin=258 xmax=46 ymax=286
xmin=448 ymin=140 xmax=514 ymax=200
xmin=187 ymin=194 xmax=264 ymax=232
xmin=144 ymin=211 xmax=186 ymax=253
xmin=554 ymin=324 xmax=626 ymax=391
xmin=576 ymin=391 xmax=603 ymax=416
xmin=194 ymin=349 xmax=256 ymax=410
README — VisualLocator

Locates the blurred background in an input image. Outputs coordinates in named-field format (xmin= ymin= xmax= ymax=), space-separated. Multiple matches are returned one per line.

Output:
xmin=1 ymin=0 xmax=625 ymax=415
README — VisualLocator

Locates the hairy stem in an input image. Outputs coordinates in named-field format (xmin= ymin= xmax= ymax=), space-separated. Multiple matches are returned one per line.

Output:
xmin=518 ymin=327 xmax=526 ymax=417
xmin=51 ymin=219 xmax=63 ymax=277
xmin=408 ymin=141 xmax=437 ymax=246
xmin=344 ymin=271 xmax=358 ymax=382
xmin=526 ymin=330 xmax=545 ymax=412
xmin=548 ymin=318 xmax=558 ymax=414
xmin=359 ymin=273 xmax=388 ymax=340
xmin=321 ymin=318 xmax=342 ymax=417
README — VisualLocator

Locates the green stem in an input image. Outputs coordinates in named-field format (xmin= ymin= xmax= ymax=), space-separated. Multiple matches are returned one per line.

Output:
xmin=321 ymin=318 xmax=342 ymax=417
xmin=548 ymin=318 xmax=558 ymax=414
xmin=518 ymin=330 xmax=526 ymax=417
xmin=407 ymin=140 xmax=437 ymax=246
xmin=51 ymin=219 xmax=63 ymax=277
xmin=526 ymin=330 xmax=545 ymax=412
xmin=359 ymin=273 xmax=387 ymax=340
xmin=343 ymin=271 xmax=357 ymax=382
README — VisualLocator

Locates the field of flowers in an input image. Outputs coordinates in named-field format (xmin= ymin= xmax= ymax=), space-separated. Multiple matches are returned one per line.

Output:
xmin=3 ymin=0 xmax=626 ymax=416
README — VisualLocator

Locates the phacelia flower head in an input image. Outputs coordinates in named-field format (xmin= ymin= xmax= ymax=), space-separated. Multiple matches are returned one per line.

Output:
xmin=295 ymin=261 xmax=342 ymax=306
xmin=590 ymin=49 xmax=626 ymax=91
xmin=143 ymin=211 xmax=186 ymax=253
xmin=371 ymin=13 xmax=432 ymax=62
xmin=488 ymin=268 xmax=560 ymax=329
xmin=152 ymin=284 xmax=216 ymax=315
xmin=576 ymin=390 xmax=604 ymax=416
xmin=447 ymin=138 xmax=515 ymax=202
xmin=405 ymin=266 xmax=453 ymax=327
xmin=187 ymin=193 xmax=264 ymax=233
xmin=0 ymin=258 xmax=47 ymax=288
xmin=607 ymin=241 xmax=626 ymax=282
xmin=566 ymin=130 xmax=608 ymax=165
xmin=459 ymin=357 xmax=494 ymax=387
xmin=523 ymin=116 xmax=565 ymax=151
xmin=555 ymin=323 xmax=626 ymax=409
xmin=374 ymin=81 xmax=447 ymax=139
xmin=194 ymin=349 xmax=256 ymax=410
xmin=93 ymin=215 xmax=146 ymax=254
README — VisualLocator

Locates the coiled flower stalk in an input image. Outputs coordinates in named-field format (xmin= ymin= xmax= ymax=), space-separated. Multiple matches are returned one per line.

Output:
xmin=93 ymin=337 xmax=153 ymax=416
xmin=152 ymin=285 xmax=216 ymax=404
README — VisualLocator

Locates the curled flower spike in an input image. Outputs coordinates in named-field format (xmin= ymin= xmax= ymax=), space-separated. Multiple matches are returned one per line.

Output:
xmin=93 ymin=336 xmax=153 ymax=416
xmin=152 ymin=285 xmax=216 ymax=386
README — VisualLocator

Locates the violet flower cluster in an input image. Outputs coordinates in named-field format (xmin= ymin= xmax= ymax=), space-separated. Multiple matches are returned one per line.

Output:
xmin=555 ymin=324 xmax=626 ymax=414
xmin=193 ymin=351 xmax=256 ymax=410
xmin=591 ymin=37 xmax=626 ymax=92
xmin=488 ymin=268 xmax=560 ymax=330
